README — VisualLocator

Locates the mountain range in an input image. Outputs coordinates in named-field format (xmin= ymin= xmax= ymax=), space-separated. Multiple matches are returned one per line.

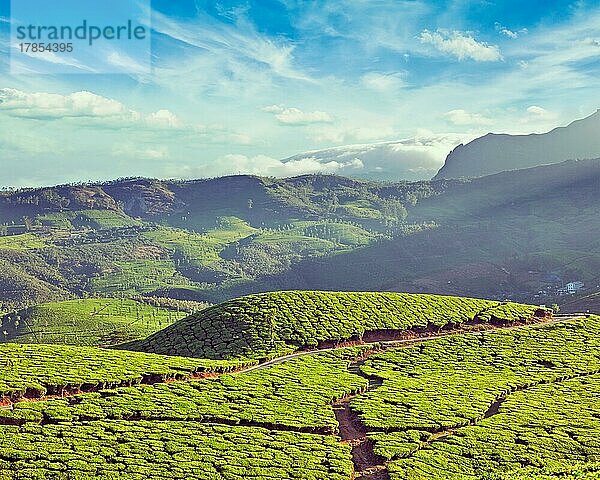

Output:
xmin=1 ymin=157 xmax=598 ymax=312
xmin=434 ymin=109 xmax=600 ymax=179
xmin=282 ymin=110 xmax=600 ymax=182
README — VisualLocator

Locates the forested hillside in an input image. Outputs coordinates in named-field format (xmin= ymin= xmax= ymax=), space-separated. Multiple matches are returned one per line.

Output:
xmin=0 ymin=158 xmax=598 ymax=312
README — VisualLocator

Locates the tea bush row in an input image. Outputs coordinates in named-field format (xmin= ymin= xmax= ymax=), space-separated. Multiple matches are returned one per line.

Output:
xmin=0 ymin=421 xmax=353 ymax=480
xmin=0 ymin=343 xmax=250 ymax=400
xmin=128 ymin=291 xmax=540 ymax=359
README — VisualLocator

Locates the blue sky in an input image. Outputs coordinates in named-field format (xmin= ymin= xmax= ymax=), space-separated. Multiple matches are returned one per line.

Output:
xmin=0 ymin=0 xmax=598 ymax=186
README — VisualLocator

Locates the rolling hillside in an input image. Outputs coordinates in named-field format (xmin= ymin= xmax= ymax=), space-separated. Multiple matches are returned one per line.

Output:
xmin=0 ymin=300 xmax=597 ymax=480
xmin=0 ymin=298 xmax=204 ymax=347
xmin=271 ymin=159 xmax=600 ymax=302
xmin=125 ymin=291 xmax=542 ymax=359
xmin=0 ymin=175 xmax=453 ymax=311
xmin=0 ymin=158 xmax=598 ymax=312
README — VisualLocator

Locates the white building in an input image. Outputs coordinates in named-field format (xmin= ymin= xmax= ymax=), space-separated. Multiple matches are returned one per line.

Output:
xmin=557 ymin=281 xmax=585 ymax=295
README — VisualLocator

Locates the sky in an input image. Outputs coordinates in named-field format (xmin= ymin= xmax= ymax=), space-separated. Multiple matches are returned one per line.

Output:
xmin=0 ymin=0 xmax=599 ymax=187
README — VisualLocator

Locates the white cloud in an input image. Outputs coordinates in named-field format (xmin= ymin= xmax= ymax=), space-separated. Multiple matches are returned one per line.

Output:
xmin=361 ymin=72 xmax=406 ymax=92
xmin=262 ymin=105 xmax=333 ymax=125
xmin=112 ymin=143 xmax=170 ymax=160
xmin=0 ymin=88 xmax=134 ymax=120
xmin=0 ymin=88 xmax=256 ymax=163
xmin=105 ymin=50 xmax=150 ymax=75
xmin=526 ymin=105 xmax=559 ymax=121
xmin=495 ymin=23 xmax=528 ymax=39
xmin=166 ymin=153 xmax=362 ymax=179
xmin=152 ymin=10 xmax=312 ymax=83
xmin=282 ymin=131 xmax=475 ymax=180
xmin=500 ymin=28 xmax=518 ymax=39
xmin=443 ymin=109 xmax=493 ymax=126
xmin=0 ymin=88 xmax=252 ymax=143
xmin=581 ymin=37 xmax=600 ymax=47
xmin=307 ymin=124 xmax=396 ymax=144
xmin=419 ymin=29 xmax=503 ymax=61
xmin=146 ymin=109 xmax=183 ymax=129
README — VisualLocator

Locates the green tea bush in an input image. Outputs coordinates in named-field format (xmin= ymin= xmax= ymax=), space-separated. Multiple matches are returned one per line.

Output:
xmin=2 ymin=347 xmax=368 ymax=433
xmin=0 ymin=421 xmax=353 ymax=480
xmin=128 ymin=291 xmax=540 ymax=359
xmin=0 ymin=343 xmax=249 ymax=401
xmin=351 ymin=316 xmax=600 ymax=479
xmin=1 ymin=298 xmax=188 ymax=347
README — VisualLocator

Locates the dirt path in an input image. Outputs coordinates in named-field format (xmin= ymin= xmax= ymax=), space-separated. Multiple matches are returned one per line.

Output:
xmin=0 ymin=315 xmax=584 ymax=412
xmin=242 ymin=314 xmax=583 ymax=374
xmin=333 ymin=356 xmax=390 ymax=480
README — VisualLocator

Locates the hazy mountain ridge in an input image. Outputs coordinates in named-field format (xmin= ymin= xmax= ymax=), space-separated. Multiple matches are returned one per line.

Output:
xmin=434 ymin=110 xmax=600 ymax=179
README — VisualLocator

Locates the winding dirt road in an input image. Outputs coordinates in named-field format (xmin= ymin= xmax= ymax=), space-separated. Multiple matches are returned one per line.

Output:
xmin=240 ymin=314 xmax=586 ymax=373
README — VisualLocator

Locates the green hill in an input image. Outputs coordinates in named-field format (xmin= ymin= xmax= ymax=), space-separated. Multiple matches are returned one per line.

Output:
xmin=0 ymin=175 xmax=442 ymax=310
xmin=0 ymin=298 xmax=197 ymax=347
xmin=274 ymin=159 xmax=600 ymax=303
xmin=125 ymin=291 xmax=542 ymax=360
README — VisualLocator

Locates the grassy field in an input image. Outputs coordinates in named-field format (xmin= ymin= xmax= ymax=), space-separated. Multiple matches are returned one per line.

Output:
xmin=144 ymin=218 xmax=258 ymax=267
xmin=0 ymin=298 xmax=190 ymax=347
xmin=127 ymin=291 xmax=541 ymax=359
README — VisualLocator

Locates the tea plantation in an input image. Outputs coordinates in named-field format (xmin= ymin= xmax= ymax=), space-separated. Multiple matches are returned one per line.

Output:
xmin=0 ymin=298 xmax=189 ymax=347
xmin=352 ymin=315 xmax=600 ymax=479
xmin=0 ymin=345 xmax=368 ymax=479
xmin=0 ymin=343 xmax=250 ymax=402
xmin=0 ymin=291 xmax=594 ymax=480
xmin=126 ymin=291 xmax=541 ymax=359
xmin=0 ymin=422 xmax=353 ymax=480
xmin=0 ymin=347 xmax=369 ymax=432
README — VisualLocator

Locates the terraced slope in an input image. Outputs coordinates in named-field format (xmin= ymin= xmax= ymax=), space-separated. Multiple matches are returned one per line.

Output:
xmin=0 ymin=344 xmax=370 ymax=480
xmin=0 ymin=298 xmax=189 ymax=347
xmin=0 ymin=314 xmax=597 ymax=480
xmin=0 ymin=343 xmax=250 ymax=403
xmin=354 ymin=316 xmax=600 ymax=479
xmin=126 ymin=291 xmax=543 ymax=359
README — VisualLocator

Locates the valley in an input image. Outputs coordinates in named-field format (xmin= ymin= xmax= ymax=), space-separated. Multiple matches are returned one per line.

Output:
xmin=1 ymin=158 xmax=598 ymax=322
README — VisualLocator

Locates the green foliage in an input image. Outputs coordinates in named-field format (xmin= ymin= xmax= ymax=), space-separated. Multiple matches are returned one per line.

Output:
xmin=0 ymin=175 xmax=454 ymax=310
xmin=351 ymin=316 xmax=600 ymax=479
xmin=0 ymin=298 xmax=189 ymax=347
xmin=35 ymin=210 xmax=141 ymax=230
xmin=0 ymin=234 xmax=46 ymax=251
xmin=128 ymin=291 xmax=539 ymax=359
xmin=0 ymin=343 xmax=248 ymax=401
xmin=90 ymin=260 xmax=192 ymax=295
xmin=0 ymin=422 xmax=353 ymax=480
xmin=3 ymin=347 xmax=367 ymax=432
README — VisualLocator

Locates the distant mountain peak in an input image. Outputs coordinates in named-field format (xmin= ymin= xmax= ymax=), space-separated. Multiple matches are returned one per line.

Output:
xmin=434 ymin=110 xmax=600 ymax=180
